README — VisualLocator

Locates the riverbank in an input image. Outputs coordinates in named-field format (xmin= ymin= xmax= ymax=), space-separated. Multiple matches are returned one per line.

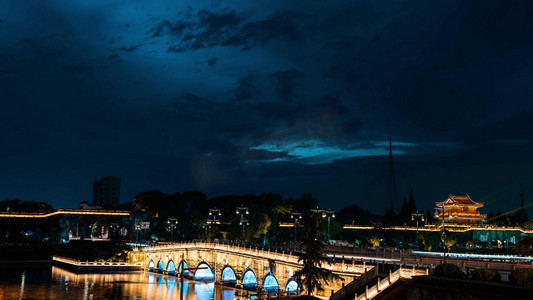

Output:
xmin=0 ymin=240 xmax=128 ymax=262
xmin=0 ymin=260 xmax=51 ymax=264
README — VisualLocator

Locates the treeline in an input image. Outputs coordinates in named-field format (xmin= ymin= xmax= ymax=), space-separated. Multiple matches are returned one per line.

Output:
xmin=131 ymin=190 xmax=322 ymax=243
xmin=0 ymin=199 xmax=54 ymax=213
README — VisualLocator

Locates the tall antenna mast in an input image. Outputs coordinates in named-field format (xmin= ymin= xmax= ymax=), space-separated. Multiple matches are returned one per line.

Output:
xmin=388 ymin=132 xmax=399 ymax=213
xmin=520 ymin=182 xmax=525 ymax=210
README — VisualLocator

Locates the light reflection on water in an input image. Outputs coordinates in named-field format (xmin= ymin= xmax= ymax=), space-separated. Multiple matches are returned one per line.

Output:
xmin=0 ymin=265 xmax=236 ymax=299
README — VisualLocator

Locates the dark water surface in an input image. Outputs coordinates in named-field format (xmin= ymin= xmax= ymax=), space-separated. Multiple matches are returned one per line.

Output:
xmin=0 ymin=264 xmax=237 ymax=299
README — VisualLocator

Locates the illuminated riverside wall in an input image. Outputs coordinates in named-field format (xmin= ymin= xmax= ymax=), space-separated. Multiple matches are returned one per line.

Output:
xmin=128 ymin=242 xmax=365 ymax=297
xmin=472 ymin=228 xmax=524 ymax=245
xmin=342 ymin=225 xmax=533 ymax=248
xmin=0 ymin=209 xmax=131 ymax=242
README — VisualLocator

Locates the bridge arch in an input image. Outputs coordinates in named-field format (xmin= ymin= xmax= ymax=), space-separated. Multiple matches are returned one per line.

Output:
xmin=157 ymin=260 xmax=164 ymax=273
xmin=194 ymin=261 xmax=215 ymax=281
xmin=220 ymin=265 xmax=237 ymax=285
xmin=166 ymin=259 xmax=176 ymax=275
xmin=241 ymin=268 xmax=257 ymax=291
xmin=148 ymin=260 xmax=155 ymax=272
xmin=262 ymin=272 xmax=279 ymax=292
xmin=178 ymin=260 xmax=189 ymax=277
xmin=285 ymin=278 xmax=298 ymax=293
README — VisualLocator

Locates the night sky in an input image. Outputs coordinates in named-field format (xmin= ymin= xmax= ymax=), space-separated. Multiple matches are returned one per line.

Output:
xmin=1 ymin=1 xmax=532 ymax=215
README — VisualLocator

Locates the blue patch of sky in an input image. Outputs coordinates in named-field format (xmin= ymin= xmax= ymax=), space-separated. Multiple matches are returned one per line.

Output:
xmin=250 ymin=139 xmax=415 ymax=164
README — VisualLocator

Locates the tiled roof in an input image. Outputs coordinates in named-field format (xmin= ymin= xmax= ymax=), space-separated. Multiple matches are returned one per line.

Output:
xmin=435 ymin=194 xmax=484 ymax=207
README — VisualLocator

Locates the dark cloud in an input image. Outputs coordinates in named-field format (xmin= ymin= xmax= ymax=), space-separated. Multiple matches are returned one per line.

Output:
xmin=114 ymin=44 xmax=143 ymax=52
xmin=255 ymin=101 xmax=306 ymax=125
xmin=16 ymin=37 xmax=66 ymax=61
xmin=172 ymin=92 xmax=212 ymax=122
xmin=107 ymin=54 xmax=121 ymax=60
xmin=207 ymin=57 xmax=218 ymax=66
xmin=269 ymin=69 xmax=303 ymax=102
xmin=316 ymin=1 xmax=533 ymax=142
xmin=232 ymin=74 xmax=258 ymax=101
xmin=315 ymin=95 xmax=350 ymax=116
xmin=151 ymin=19 xmax=189 ymax=38
xmin=167 ymin=45 xmax=185 ymax=53
xmin=238 ymin=10 xmax=302 ymax=47
xmin=1 ymin=0 xmax=532 ymax=216
xmin=152 ymin=9 xmax=241 ymax=50
xmin=459 ymin=107 xmax=533 ymax=144
xmin=152 ymin=9 xmax=303 ymax=52
xmin=62 ymin=65 xmax=93 ymax=73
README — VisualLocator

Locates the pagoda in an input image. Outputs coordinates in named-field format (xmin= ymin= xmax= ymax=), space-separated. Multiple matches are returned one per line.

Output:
xmin=434 ymin=194 xmax=486 ymax=225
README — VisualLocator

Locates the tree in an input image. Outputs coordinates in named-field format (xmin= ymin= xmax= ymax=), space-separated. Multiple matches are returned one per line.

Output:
xmin=0 ymin=199 xmax=53 ymax=213
xmin=337 ymin=205 xmax=373 ymax=225
xmin=420 ymin=232 xmax=439 ymax=251
xmin=487 ymin=210 xmax=494 ymax=224
xmin=514 ymin=236 xmax=533 ymax=256
xmin=445 ymin=236 xmax=456 ymax=251
xmin=399 ymin=188 xmax=417 ymax=225
xmin=132 ymin=190 xmax=171 ymax=216
xmin=495 ymin=209 xmax=503 ymax=225
xmin=294 ymin=213 xmax=342 ymax=295
xmin=425 ymin=210 xmax=434 ymax=225
xmin=369 ymin=236 xmax=381 ymax=247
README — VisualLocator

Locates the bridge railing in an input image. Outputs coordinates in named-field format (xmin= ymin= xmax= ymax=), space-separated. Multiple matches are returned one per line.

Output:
xmin=139 ymin=241 xmax=302 ymax=263
xmin=53 ymin=256 xmax=143 ymax=267
xmin=353 ymin=266 xmax=427 ymax=300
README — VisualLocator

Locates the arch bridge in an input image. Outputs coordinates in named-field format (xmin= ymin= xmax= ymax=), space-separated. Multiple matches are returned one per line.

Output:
xmin=128 ymin=242 xmax=369 ymax=297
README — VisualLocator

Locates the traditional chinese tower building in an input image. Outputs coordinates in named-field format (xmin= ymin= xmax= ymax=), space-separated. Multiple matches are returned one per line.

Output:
xmin=434 ymin=194 xmax=486 ymax=225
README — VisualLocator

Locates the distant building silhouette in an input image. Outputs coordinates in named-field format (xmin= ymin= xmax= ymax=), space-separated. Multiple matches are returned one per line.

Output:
xmin=92 ymin=176 xmax=120 ymax=207
xmin=79 ymin=201 xmax=99 ymax=210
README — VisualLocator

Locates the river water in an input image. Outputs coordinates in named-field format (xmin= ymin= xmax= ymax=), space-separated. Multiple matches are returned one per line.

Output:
xmin=0 ymin=264 xmax=237 ymax=299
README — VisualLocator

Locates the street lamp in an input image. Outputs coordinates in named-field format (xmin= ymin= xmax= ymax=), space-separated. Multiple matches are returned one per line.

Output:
xmin=110 ymin=223 xmax=119 ymax=237
xmin=202 ymin=223 xmax=211 ymax=240
xmin=439 ymin=202 xmax=447 ymax=263
xmin=290 ymin=212 xmax=302 ymax=243
xmin=322 ymin=209 xmax=335 ymax=241
xmin=208 ymin=208 xmax=222 ymax=237
xmin=235 ymin=206 xmax=249 ymax=240
xmin=310 ymin=207 xmax=335 ymax=241
xmin=167 ymin=217 xmax=178 ymax=242
xmin=411 ymin=211 xmax=424 ymax=249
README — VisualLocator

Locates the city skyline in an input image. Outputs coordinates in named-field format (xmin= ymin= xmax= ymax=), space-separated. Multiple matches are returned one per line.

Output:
xmin=1 ymin=0 xmax=532 ymax=214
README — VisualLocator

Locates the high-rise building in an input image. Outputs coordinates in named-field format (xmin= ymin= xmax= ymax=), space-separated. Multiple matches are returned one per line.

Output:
xmin=92 ymin=176 xmax=120 ymax=207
